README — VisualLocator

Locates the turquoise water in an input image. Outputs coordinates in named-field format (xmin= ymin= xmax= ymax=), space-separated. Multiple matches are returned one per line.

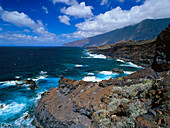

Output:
xmin=0 ymin=47 xmax=142 ymax=127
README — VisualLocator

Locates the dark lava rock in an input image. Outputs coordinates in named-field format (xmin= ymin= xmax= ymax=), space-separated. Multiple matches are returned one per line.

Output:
xmin=112 ymin=68 xmax=124 ymax=74
xmin=15 ymin=80 xmax=38 ymax=90
xmin=152 ymin=25 xmax=170 ymax=72
xmin=0 ymin=105 xmax=4 ymax=109
xmin=88 ymin=39 xmax=156 ymax=67
xmin=58 ymin=78 xmax=78 ymax=95
xmin=25 ymin=80 xmax=38 ymax=90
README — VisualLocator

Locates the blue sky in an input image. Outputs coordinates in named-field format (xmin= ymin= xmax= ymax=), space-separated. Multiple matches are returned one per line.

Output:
xmin=0 ymin=0 xmax=170 ymax=46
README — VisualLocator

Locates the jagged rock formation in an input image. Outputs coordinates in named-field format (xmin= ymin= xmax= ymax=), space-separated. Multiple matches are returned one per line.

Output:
xmin=16 ymin=80 xmax=38 ymax=90
xmin=63 ymin=18 xmax=170 ymax=47
xmin=34 ymin=26 xmax=170 ymax=128
xmin=152 ymin=24 xmax=170 ymax=72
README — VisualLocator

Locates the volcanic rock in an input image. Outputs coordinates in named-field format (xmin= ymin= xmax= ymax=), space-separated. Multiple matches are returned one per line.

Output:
xmin=112 ymin=68 xmax=124 ymax=74
xmin=152 ymin=24 xmax=170 ymax=72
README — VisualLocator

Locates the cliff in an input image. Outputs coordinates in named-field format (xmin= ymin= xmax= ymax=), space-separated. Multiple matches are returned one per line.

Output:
xmin=88 ymin=39 xmax=156 ymax=67
xmin=34 ymin=26 xmax=170 ymax=128
xmin=63 ymin=18 xmax=170 ymax=47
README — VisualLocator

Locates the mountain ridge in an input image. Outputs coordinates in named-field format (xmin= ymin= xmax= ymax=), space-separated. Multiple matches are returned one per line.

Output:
xmin=63 ymin=18 xmax=170 ymax=47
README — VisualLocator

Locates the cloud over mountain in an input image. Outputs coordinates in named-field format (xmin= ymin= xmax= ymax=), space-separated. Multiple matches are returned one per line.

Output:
xmin=71 ymin=0 xmax=170 ymax=38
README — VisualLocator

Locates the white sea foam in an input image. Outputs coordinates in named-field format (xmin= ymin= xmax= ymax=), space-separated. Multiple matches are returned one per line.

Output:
xmin=75 ymin=64 xmax=88 ymax=68
xmin=116 ymin=59 xmax=125 ymax=63
xmin=128 ymin=62 xmax=142 ymax=68
xmin=87 ymin=73 xmax=94 ymax=75
xmin=39 ymin=71 xmax=47 ymax=75
xmin=124 ymin=71 xmax=135 ymax=75
xmin=33 ymin=75 xmax=47 ymax=81
xmin=0 ymin=81 xmax=19 ymax=87
xmin=99 ymin=71 xmax=113 ymax=75
xmin=75 ymin=64 xmax=83 ymax=67
xmin=0 ymin=102 xmax=25 ymax=115
xmin=83 ymin=75 xmax=111 ymax=82
xmin=33 ymin=91 xmax=43 ymax=103
xmin=14 ymin=111 xmax=35 ymax=128
xmin=120 ymin=62 xmax=142 ymax=68
xmin=83 ymin=52 xmax=106 ymax=59
xmin=83 ymin=76 xmax=96 ymax=81
xmin=15 ymin=76 xmax=21 ymax=79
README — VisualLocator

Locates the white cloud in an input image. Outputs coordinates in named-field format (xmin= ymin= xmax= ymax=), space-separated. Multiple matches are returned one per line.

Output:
xmin=42 ymin=6 xmax=48 ymax=14
xmin=58 ymin=15 xmax=70 ymax=25
xmin=72 ymin=0 xmax=170 ymax=38
xmin=0 ymin=6 xmax=57 ymax=42
xmin=1 ymin=10 xmax=35 ymax=28
xmin=53 ymin=0 xmax=78 ymax=5
xmin=100 ymin=0 xmax=108 ymax=5
xmin=61 ymin=2 xmax=93 ymax=18
xmin=0 ymin=33 xmax=55 ymax=42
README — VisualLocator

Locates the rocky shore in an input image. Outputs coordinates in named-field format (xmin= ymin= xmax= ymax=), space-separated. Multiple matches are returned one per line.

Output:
xmin=88 ymin=39 xmax=156 ymax=67
xmin=34 ymin=25 xmax=170 ymax=128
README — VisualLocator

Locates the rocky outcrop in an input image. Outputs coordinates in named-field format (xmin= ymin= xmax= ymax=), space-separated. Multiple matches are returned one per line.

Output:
xmin=112 ymin=68 xmax=124 ymax=74
xmin=89 ymin=39 xmax=156 ymax=67
xmin=34 ymin=26 xmax=170 ymax=128
xmin=152 ymin=24 xmax=170 ymax=72
xmin=34 ymin=69 xmax=170 ymax=128
xmin=16 ymin=80 xmax=38 ymax=90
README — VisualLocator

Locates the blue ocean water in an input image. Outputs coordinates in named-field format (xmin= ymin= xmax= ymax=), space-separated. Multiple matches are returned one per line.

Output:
xmin=0 ymin=47 xmax=142 ymax=127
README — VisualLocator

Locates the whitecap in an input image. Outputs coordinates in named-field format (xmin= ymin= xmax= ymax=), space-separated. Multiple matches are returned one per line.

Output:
xmin=124 ymin=71 xmax=135 ymax=74
xmin=116 ymin=59 xmax=125 ymax=63
xmin=0 ymin=80 xmax=17 ymax=86
xmin=33 ymin=75 xmax=48 ymax=81
xmin=39 ymin=71 xmax=47 ymax=75
xmin=82 ymin=76 xmax=110 ymax=82
xmin=15 ymin=76 xmax=21 ymax=79
xmin=87 ymin=73 xmax=94 ymax=75
xmin=75 ymin=64 xmax=83 ymax=67
xmin=14 ymin=111 xmax=35 ymax=128
xmin=0 ymin=102 xmax=25 ymax=115
xmin=32 ymin=91 xmax=44 ymax=103
xmin=83 ymin=76 xmax=96 ymax=81
xmin=75 ymin=64 xmax=88 ymax=68
xmin=120 ymin=62 xmax=143 ymax=68
xmin=83 ymin=52 xmax=106 ymax=59
xmin=99 ymin=71 xmax=113 ymax=75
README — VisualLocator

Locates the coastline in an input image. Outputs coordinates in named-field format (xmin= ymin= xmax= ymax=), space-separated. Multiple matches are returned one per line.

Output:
xmin=34 ymin=26 xmax=170 ymax=128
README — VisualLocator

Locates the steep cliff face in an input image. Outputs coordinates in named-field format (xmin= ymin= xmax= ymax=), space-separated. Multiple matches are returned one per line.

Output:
xmin=152 ymin=24 xmax=170 ymax=72
xmin=63 ymin=18 xmax=170 ymax=47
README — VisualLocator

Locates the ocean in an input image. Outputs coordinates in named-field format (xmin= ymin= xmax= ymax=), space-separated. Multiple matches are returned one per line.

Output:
xmin=0 ymin=47 xmax=142 ymax=127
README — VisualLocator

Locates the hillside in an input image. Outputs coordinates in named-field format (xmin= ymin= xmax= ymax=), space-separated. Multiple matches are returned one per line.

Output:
xmin=63 ymin=18 xmax=170 ymax=47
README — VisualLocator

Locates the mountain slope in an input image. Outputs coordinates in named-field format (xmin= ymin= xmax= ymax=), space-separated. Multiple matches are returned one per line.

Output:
xmin=63 ymin=18 xmax=170 ymax=47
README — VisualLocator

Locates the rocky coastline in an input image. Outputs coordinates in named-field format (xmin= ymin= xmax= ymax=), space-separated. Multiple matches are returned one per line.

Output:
xmin=34 ymin=25 xmax=170 ymax=128
xmin=87 ymin=39 xmax=156 ymax=68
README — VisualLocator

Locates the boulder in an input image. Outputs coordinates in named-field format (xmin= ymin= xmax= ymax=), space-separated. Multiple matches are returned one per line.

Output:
xmin=112 ymin=68 xmax=124 ymax=74
xmin=25 ymin=80 xmax=38 ymax=90
xmin=0 ymin=105 xmax=4 ymax=109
